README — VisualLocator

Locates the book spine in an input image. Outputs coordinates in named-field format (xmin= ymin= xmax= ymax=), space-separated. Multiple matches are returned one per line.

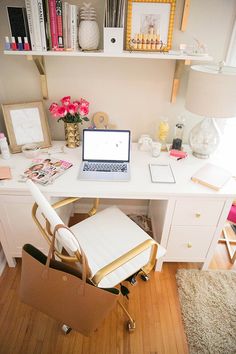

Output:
xmin=48 ymin=0 xmax=58 ymax=49
xmin=42 ymin=0 xmax=50 ymax=50
xmin=62 ymin=2 xmax=68 ymax=49
xmin=67 ymin=4 xmax=72 ymax=49
xmin=30 ymin=0 xmax=43 ymax=50
xmin=22 ymin=8 xmax=31 ymax=48
xmin=71 ymin=5 xmax=78 ymax=51
xmin=44 ymin=0 xmax=52 ymax=49
xmin=55 ymin=0 xmax=64 ymax=48
xmin=25 ymin=0 xmax=35 ymax=50
xmin=37 ymin=0 xmax=47 ymax=51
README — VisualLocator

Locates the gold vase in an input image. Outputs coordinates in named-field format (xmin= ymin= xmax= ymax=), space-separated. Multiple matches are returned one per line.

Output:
xmin=64 ymin=123 xmax=80 ymax=148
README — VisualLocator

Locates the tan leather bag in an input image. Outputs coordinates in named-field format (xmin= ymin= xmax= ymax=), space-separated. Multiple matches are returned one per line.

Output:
xmin=20 ymin=225 xmax=120 ymax=336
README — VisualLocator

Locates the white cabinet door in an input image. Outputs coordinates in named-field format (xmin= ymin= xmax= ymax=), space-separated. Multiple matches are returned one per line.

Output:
xmin=0 ymin=195 xmax=48 ymax=258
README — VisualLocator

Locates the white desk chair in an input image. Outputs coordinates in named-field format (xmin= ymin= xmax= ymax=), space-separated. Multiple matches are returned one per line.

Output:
xmin=26 ymin=179 xmax=166 ymax=332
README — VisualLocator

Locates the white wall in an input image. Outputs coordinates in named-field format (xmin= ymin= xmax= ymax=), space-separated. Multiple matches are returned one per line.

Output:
xmin=0 ymin=0 xmax=235 ymax=144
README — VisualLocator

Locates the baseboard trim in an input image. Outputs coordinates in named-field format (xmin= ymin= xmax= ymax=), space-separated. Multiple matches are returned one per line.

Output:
xmin=0 ymin=249 xmax=7 ymax=276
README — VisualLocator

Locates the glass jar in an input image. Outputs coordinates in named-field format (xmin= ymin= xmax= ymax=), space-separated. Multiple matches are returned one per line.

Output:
xmin=172 ymin=120 xmax=185 ymax=150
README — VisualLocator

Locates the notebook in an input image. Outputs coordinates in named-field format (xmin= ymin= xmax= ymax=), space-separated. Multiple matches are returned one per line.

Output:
xmin=191 ymin=163 xmax=232 ymax=191
xmin=78 ymin=129 xmax=131 ymax=181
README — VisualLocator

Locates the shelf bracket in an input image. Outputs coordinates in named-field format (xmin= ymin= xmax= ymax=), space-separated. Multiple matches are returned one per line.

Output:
xmin=27 ymin=55 xmax=48 ymax=100
xmin=170 ymin=59 xmax=190 ymax=103
xmin=181 ymin=0 xmax=191 ymax=32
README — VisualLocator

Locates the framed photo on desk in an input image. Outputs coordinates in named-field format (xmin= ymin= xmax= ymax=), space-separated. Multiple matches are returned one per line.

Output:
xmin=1 ymin=101 xmax=51 ymax=153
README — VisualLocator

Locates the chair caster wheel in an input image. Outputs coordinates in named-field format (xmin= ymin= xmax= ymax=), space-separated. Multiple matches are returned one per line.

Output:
xmin=140 ymin=273 xmax=149 ymax=281
xmin=62 ymin=324 xmax=72 ymax=335
xmin=127 ymin=320 xmax=136 ymax=332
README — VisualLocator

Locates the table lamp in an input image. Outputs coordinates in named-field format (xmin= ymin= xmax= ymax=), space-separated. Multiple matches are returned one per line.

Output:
xmin=185 ymin=63 xmax=236 ymax=159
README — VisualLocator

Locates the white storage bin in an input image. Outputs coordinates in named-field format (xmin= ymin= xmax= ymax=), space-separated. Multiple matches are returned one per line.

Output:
xmin=104 ymin=27 xmax=124 ymax=53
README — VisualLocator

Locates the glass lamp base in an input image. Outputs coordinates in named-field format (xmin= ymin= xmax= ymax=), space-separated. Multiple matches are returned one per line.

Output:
xmin=189 ymin=117 xmax=221 ymax=159
xmin=192 ymin=151 xmax=209 ymax=159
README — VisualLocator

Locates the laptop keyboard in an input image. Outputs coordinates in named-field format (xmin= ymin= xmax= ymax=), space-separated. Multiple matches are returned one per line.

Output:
xmin=83 ymin=162 xmax=127 ymax=173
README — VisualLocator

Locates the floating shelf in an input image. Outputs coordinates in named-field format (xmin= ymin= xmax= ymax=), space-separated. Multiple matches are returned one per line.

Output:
xmin=4 ymin=50 xmax=213 ymax=61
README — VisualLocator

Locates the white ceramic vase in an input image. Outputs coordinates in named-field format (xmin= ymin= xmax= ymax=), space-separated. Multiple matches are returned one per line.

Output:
xmin=78 ymin=21 xmax=100 ymax=50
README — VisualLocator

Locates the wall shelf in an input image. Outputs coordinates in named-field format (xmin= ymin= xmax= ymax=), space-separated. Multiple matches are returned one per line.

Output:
xmin=4 ymin=50 xmax=212 ymax=61
xmin=4 ymin=50 xmax=212 ymax=101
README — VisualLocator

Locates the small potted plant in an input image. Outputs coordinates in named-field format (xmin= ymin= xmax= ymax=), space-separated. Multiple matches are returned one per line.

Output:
xmin=49 ymin=96 xmax=90 ymax=148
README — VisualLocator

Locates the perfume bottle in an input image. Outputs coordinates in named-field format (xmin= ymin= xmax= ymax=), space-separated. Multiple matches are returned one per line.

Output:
xmin=172 ymin=117 xmax=185 ymax=150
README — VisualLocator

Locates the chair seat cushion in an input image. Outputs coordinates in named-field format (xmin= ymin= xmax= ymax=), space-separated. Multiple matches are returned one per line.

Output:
xmin=70 ymin=206 xmax=166 ymax=288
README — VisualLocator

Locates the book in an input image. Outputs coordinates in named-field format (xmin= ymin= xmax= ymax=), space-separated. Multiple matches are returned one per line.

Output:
xmin=191 ymin=163 xmax=232 ymax=191
xmin=30 ymin=0 xmax=43 ymax=51
xmin=48 ymin=0 xmax=58 ymax=49
xmin=37 ymin=0 xmax=47 ymax=51
xmin=22 ymin=158 xmax=73 ymax=185
xmin=55 ymin=0 xmax=64 ymax=48
xmin=68 ymin=4 xmax=78 ymax=51
xmin=44 ymin=0 xmax=52 ymax=49
xmin=149 ymin=164 xmax=176 ymax=184
xmin=62 ymin=1 xmax=68 ymax=49
xmin=25 ymin=0 xmax=35 ymax=50
xmin=0 ymin=166 xmax=12 ymax=180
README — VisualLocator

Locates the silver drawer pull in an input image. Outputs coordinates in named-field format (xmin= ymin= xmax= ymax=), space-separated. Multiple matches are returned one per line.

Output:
xmin=187 ymin=242 xmax=192 ymax=248
xmin=195 ymin=212 xmax=201 ymax=218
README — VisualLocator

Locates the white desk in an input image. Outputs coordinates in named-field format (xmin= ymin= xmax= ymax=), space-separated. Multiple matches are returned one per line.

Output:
xmin=1 ymin=142 xmax=236 ymax=270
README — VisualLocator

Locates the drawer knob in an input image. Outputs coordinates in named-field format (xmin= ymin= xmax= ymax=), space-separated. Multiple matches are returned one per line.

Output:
xmin=187 ymin=242 xmax=192 ymax=248
xmin=195 ymin=212 xmax=201 ymax=218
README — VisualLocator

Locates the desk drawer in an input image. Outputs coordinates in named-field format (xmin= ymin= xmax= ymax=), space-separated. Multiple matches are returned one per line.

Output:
xmin=172 ymin=199 xmax=224 ymax=226
xmin=166 ymin=226 xmax=215 ymax=261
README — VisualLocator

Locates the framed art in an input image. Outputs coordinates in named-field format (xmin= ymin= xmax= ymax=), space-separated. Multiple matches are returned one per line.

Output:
xmin=1 ymin=101 xmax=51 ymax=153
xmin=126 ymin=0 xmax=176 ymax=52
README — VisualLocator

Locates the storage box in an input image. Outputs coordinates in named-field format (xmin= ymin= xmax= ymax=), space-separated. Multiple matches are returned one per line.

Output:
xmin=103 ymin=27 xmax=124 ymax=54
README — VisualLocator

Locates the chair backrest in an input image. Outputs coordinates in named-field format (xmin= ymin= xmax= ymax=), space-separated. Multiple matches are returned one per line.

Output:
xmin=27 ymin=179 xmax=80 ymax=253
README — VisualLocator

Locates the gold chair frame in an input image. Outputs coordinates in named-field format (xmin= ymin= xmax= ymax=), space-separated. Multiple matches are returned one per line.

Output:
xmin=31 ymin=197 xmax=158 ymax=331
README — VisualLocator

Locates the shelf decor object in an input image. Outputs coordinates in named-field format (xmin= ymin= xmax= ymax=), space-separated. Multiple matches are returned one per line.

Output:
xmin=104 ymin=0 xmax=125 ymax=53
xmin=126 ymin=0 xmax=176 ymax=52
xmin=1 ymin=101 xmax=51 ymax=153
xmin=185 ymin=63 xmax=236 ymax=159
xmin=78 ymin=3 xmax=100 ymax=51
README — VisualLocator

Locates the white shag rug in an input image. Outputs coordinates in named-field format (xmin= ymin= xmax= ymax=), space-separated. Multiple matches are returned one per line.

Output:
xmin=176 ymin=269 xmax=236 ymax=354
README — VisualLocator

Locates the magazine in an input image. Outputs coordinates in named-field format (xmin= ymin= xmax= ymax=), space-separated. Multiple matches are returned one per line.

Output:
xmin=22 ymin=158 xmax=73 ymax=185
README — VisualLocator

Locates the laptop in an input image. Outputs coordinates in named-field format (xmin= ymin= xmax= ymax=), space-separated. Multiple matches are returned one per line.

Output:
xmin=78 ymin=129 xmax=131 ymax=181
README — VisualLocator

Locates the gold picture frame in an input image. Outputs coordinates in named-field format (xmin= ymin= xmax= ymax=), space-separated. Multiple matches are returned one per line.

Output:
xmin=126 ymin=0 xmax=176 ymax=52
xmin=1 ymin=101 xmax=51 ymax=153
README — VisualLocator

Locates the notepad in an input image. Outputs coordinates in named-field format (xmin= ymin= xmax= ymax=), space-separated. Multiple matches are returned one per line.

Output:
xmin=0 ymin=166 xmax=12 ymax=180
xmin=191 ymin=163 xmax=231 ymax=191
xmin=149 ymin=164 xmax=176 ymax=184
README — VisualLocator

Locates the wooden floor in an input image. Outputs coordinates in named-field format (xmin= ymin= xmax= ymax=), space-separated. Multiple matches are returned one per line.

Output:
xmin=0 ymin=227 xmax=236 ymax=354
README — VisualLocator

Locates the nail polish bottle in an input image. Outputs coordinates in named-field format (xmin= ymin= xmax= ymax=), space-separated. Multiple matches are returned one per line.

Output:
xmin=5 ymin=36 xmax=11 ymax=50
xmin=24 ymin=37 xmax=30 ymax=51
xmin=17 ymin=37 xmax=24 ymax=50
xmin=11 ymin=37 xmax=17 ymax=50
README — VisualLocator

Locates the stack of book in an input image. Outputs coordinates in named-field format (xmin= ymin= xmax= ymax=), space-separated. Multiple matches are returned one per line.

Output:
xmin=8 ymin=1 xmax=79 ymax=52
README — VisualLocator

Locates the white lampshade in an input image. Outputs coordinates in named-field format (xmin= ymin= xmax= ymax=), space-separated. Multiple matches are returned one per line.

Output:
xmin=185 ymin=65 xmax=236 ymax=118
xmin=185 ymin=64 xmax=236 ymax=159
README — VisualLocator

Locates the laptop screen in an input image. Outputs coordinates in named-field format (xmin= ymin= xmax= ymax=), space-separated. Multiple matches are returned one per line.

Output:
xmin=82 ymin=129 xmax=131 ymax=162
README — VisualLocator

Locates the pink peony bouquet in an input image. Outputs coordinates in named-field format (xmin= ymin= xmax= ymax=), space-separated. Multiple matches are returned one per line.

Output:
xmin=49 ymin=96 xmax=90 ymax=124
